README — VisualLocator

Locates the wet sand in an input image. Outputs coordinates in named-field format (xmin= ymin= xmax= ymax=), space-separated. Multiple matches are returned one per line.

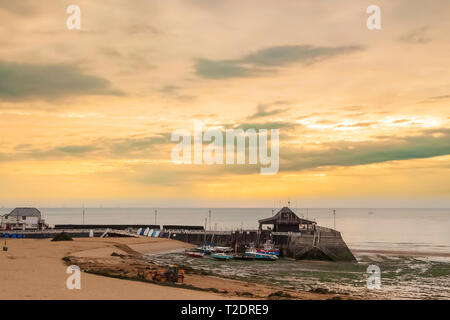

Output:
xmin=352 ymin=249 xmax=450 ymax=258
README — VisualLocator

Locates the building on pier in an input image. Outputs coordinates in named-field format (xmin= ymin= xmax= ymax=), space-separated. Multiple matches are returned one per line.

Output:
xmin=258 ymin=207 xmax=316 ymax=232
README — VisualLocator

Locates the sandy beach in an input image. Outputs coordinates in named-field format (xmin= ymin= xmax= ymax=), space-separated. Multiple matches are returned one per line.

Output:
xmin=0 ymin=237 xmax=342 ymax=300
xmin=0 ymin=237 xmax=224 ymax=300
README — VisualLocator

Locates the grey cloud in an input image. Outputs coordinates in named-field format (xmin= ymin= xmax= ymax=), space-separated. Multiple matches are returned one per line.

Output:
xmin=281 ymin=128 xmax=450 ymax=172
xmin=54 ymin=145 xmax=99 ymax=154
xmin=235 ymin=121 xmax=296 ymax=131
xmin=195 ymin=59 xmax=254 ymax=79
xmin=247 ymin=103 xmax=289 ymax=120
xmin=109 ymin=134 xmax=172 ymax=155
xmin=0 ymin=1 xmax=36 ymax=16
xmin=241 ymin=45 xmax=361 ymax=67
xmin=429 ymin=95 xmax=450 ymax=100
xmin=159 ymin=85 xmax=196 ymax=101
xmin=398 ymin=26 xmax=431 ymax=44
xmin=0 ymin=61 xmax=123 ymax=100
xmin=195 ymin=45 xmax=362 ymax=79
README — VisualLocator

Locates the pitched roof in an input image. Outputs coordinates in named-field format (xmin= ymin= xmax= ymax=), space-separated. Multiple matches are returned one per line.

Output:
xmin=259 ymin=207 xmax=315 ymax=225
xmin=7 ymin=207 xmax=41 ymax=218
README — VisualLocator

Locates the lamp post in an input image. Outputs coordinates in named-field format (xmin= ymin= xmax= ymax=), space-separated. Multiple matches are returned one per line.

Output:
xmin=154 ymin=209 xmax=157 ymax=225
xmin=208 ymin=210 xmax=211 ymax=231
xmin=333 ymin=209 xmax=336 ymax=230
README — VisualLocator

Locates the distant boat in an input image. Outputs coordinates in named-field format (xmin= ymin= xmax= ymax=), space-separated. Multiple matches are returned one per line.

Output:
xmin=211 ymin=252 xmax=233 ymax=260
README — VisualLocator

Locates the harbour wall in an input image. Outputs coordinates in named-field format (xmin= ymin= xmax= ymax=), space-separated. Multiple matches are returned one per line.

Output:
xmin=164 ymin=226 xmax=356 ymax=262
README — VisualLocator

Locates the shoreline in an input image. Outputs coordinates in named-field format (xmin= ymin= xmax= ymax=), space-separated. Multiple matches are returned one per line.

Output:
xmin=0 ymin=237 xmax=351 ymax=300
xmin=2 ymin=237 xmax=447 ymax=300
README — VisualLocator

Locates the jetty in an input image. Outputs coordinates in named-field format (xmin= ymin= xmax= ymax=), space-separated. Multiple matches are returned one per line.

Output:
xmin=165 ymin=207 xmax=356 ymax=262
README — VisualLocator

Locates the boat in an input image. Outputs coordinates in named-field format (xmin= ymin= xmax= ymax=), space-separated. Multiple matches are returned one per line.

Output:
xmin=256 ymin=240 xmax=280 ymax=256
xmin=196 ymin=244 xmax=216 ymax=254
xmin=211 ymin=252 xmax=233 ymax=260
xmin=245 ymin=244 xmax=278 ymax=261
xmin=185 ymin=251 xmax=205 ymax=258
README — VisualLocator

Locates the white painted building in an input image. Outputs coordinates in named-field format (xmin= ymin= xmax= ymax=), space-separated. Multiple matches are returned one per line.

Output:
xmin=0 ymin=208 xmax=46 ymax=230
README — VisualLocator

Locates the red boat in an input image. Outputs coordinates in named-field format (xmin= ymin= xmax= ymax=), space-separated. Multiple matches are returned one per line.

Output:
xmin=185 ymin=251 xmax=205 ymax=258
xmin=256 ymin=248 xmax=280 ymax=256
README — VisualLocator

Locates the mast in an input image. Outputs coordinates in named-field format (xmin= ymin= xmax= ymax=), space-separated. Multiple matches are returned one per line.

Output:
xmin=333 ymin=209 xmax=336 ymax=230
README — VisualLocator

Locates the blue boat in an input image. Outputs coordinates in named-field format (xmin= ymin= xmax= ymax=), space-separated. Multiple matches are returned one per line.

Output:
xmin=245 ymin=244 xmax=278 ymax=261
xmin=211 ymin=253 xmax=233 ymax=260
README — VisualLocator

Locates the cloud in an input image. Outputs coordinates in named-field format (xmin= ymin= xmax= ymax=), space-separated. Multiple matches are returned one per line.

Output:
xmin=0 ymin=61 xmax=123 ymax=100
xmin=195 ymin=45 xmax=362 ymax=79
xmin=281 ymin=128 xmax=450 ymax=172
xmin=241 ymin=45 xmax=361 ymax=66
xmin=109 ymin=134 xmax=172 ymax=155
xmin=428 ymin=95 xmax=450 ymax=100
xmin=125 ymin=24 xmax=162 ymax=36
xmin=235 ymin=121 xmax=296 ymax=131
xmin=420 ymin=94 xmax=450 ymax=104
xmin=247 ymin=102 xmax=290 ymax=120
xmin=195 ymin=59 xmax=254 ymax=79
xmin=335 ymin=122 xmax=376 ymax=128
xmin=54 ymin=145 xmax=99 ymax=154
xmin=0 ymin=1 xmax=36 ymax=16
xmin=398 ymin=26 xmax=431 ymax=44
xmin=159 ymin=85 xmax=196 ymax=101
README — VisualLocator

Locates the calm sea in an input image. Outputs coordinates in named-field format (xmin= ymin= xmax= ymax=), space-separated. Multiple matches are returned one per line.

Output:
xmin=4 ymin=207 xmax=449 ymax=254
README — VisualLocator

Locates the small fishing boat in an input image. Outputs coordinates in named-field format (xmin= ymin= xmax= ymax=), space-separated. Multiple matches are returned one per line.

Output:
xmin=211 ymin=252 xmax=233 ymax=260
xmin=256 ymin=240 xmax=280 ymax=256
xmin=196 ymin=244 xmax=216 ymax=254
xmin=245 ymin=244 xmax=278 ymax=261
xmin=185 ymin=251 xmax=205 ymax=258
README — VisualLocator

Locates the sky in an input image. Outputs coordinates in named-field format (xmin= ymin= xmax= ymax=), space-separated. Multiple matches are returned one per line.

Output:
xmin=0 ymin=0 xmax=449 ymax=208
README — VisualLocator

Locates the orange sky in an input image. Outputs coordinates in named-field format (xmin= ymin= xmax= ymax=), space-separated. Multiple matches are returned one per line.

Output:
xmin=0 ymin=0 xmax=449 ymax=207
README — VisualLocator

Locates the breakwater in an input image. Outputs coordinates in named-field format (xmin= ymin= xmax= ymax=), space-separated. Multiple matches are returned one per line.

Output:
xmin=164 ymin=226 xmax=356 ymax=262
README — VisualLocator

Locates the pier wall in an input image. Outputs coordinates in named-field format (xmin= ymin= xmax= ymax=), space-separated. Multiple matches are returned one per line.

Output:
xmin=164 ymin=227 xmax=356 ymax=262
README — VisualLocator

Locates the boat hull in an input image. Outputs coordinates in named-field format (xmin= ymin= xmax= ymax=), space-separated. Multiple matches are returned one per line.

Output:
xmin=211 ymin=253 xmax=233 ymax=260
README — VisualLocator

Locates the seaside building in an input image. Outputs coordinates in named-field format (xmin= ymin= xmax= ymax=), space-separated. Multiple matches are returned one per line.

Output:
xmin=258 ymin=207 xmax=316 ymax=232
xmin=0 ymin=208 xmax=47 ymax=230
